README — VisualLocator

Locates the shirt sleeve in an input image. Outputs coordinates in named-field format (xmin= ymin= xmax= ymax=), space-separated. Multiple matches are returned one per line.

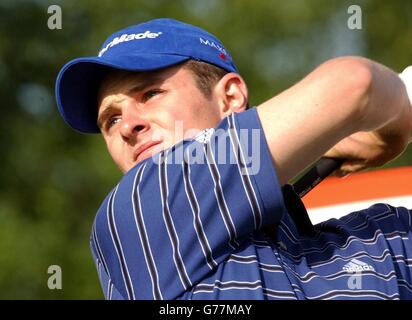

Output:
xmin=91 ymin=108 xmax=288 ymax=299
xmin=90 ymin=234 xmax=125 ymax=300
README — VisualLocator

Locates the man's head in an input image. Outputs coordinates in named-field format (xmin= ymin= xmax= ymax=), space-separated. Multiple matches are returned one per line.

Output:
xmin=98 ymin=60 xmax=247 ymax=172
xmin=56 ymin=18 xmax=248 ymax=172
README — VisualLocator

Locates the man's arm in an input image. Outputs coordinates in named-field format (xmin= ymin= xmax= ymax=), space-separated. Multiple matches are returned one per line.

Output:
xmin=257 ymin=56 xmax=412 ymax=185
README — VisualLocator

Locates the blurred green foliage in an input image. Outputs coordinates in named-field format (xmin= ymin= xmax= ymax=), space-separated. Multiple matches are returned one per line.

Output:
xmin=0 ymin=0 xmax=411 ymax=299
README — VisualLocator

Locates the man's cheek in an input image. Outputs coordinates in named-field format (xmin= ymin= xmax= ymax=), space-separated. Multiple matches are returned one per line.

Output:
xmin=107 ymin=144 xmax=126 ymax=172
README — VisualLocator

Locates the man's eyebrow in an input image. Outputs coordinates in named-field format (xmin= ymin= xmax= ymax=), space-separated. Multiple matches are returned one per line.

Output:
xmin=97 ymin=105 xmax=118 ymax=129
xmin=97 ymin=74 xmax=166 ymax=129
xmin=126 ymin=74 xmax=165 ymax=95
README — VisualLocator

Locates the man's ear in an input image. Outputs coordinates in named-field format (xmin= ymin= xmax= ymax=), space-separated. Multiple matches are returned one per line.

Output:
xmin=213 ymin=73 xmax=248 ymax=117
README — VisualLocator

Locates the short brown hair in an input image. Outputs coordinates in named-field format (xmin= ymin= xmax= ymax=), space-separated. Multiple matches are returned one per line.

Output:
xmin=182 ymin=60 xmax=228 ymax=97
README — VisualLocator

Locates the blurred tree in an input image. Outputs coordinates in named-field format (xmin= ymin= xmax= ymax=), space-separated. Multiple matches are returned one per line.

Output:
xmin=0 ymin=0 xmax=410 ymax=299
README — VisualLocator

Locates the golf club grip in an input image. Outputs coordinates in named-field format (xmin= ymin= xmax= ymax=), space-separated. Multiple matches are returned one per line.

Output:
xmin=293 ymin=157 xmax=344 ymax=198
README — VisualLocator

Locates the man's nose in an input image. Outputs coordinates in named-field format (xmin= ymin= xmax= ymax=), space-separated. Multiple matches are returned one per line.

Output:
xmin=119 ymin=106 xmax=149 ymax=142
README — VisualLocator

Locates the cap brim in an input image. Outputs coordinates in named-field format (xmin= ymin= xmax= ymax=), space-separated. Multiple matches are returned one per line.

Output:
xmin=55 ymin=54 xmax=190 ymax=133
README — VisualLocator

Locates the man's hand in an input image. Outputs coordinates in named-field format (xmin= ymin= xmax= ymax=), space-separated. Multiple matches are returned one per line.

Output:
xmin=257 ymin=56 xmax=412 ymax=185
xmin=325 ymin=66 xmax=412 ymax=177
xmin=324 ymin=130 xmax=410 ymax=177
xmin=399 ymin=66 xmax=412 ymax=107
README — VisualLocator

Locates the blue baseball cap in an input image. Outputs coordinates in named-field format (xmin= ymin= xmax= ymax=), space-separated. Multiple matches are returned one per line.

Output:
xmin=55 ymin=18 xmax=239 ymax=133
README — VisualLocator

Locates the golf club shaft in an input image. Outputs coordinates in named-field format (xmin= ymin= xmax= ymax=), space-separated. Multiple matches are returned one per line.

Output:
xmin=293 ymin=157 xmax=344 ymax=198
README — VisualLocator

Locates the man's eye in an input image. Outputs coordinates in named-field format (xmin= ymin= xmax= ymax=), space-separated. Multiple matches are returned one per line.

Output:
xmin=142 ymin=89 xmax=163 ymax=102
xmin=107 ymin=116 xmax=121 ymax=129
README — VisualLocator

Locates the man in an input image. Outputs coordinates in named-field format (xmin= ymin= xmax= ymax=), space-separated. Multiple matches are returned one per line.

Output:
xmin=56 ymin=18 xmax=412 ymax=299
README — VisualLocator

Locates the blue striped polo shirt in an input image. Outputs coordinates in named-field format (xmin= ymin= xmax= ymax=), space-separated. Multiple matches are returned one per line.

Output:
xmin=90 ymin=108 xmax=412 ymax=300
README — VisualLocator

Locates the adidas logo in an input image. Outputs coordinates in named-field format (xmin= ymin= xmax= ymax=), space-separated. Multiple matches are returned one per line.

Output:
xmin=342 ymin=258 xmax=375 ymax=273
xmin=194 ymin=128 xmax=215 ymax=144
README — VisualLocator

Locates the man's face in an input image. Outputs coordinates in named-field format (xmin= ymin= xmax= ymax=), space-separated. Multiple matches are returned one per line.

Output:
xmin=97 ymin=65 xmax=224 ymax=173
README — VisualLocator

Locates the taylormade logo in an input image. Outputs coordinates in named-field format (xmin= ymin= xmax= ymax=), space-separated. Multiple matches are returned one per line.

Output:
xmin=98 ymin=31 xmax=162 ymax=57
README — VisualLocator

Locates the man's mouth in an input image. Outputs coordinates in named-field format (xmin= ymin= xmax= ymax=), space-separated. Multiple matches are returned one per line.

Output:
xmin=134 ymin=141 xmax=162 ymax=163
